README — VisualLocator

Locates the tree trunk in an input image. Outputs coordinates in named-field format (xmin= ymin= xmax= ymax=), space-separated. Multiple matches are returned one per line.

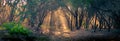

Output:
xmin=9 ymin=7 xmax=14 ymax=22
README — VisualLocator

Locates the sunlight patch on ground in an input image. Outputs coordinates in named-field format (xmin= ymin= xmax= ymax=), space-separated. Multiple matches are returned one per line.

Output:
xmin=54 ymin=31 xmax=61 ymax=36
xmin=62 ymin=33 xmax=71 ymax=37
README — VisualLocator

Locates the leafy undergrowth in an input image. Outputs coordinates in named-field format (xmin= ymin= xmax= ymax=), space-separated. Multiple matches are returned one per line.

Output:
xmin=0 ymin=22 xmax=119 ymax=41
xmin=0 ymin=22 xmax=50 ymax=41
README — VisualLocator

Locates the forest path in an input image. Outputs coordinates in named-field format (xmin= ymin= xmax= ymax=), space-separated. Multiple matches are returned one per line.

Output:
xmin=51 ymin=29 xmax=120 ymax=41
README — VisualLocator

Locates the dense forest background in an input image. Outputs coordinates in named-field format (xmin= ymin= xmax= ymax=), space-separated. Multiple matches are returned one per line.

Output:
xmin=0 ymin=0 xmax=120 ymax=41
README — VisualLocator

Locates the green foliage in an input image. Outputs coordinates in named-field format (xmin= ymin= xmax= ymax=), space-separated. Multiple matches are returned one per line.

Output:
xmin=68 ymin=0 xmax=93 ymax=8
xmin=2 ymin=22 xmax=32 ymax=36
xmin=0 ymin=22 xmax=50 ymax=41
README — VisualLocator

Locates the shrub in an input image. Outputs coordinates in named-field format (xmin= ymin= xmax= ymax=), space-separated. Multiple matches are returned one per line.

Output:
xmin=1 ymin=22 xmax=32 ymax=36
xmin=1 ymin=22 xmax=50 ymax=41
